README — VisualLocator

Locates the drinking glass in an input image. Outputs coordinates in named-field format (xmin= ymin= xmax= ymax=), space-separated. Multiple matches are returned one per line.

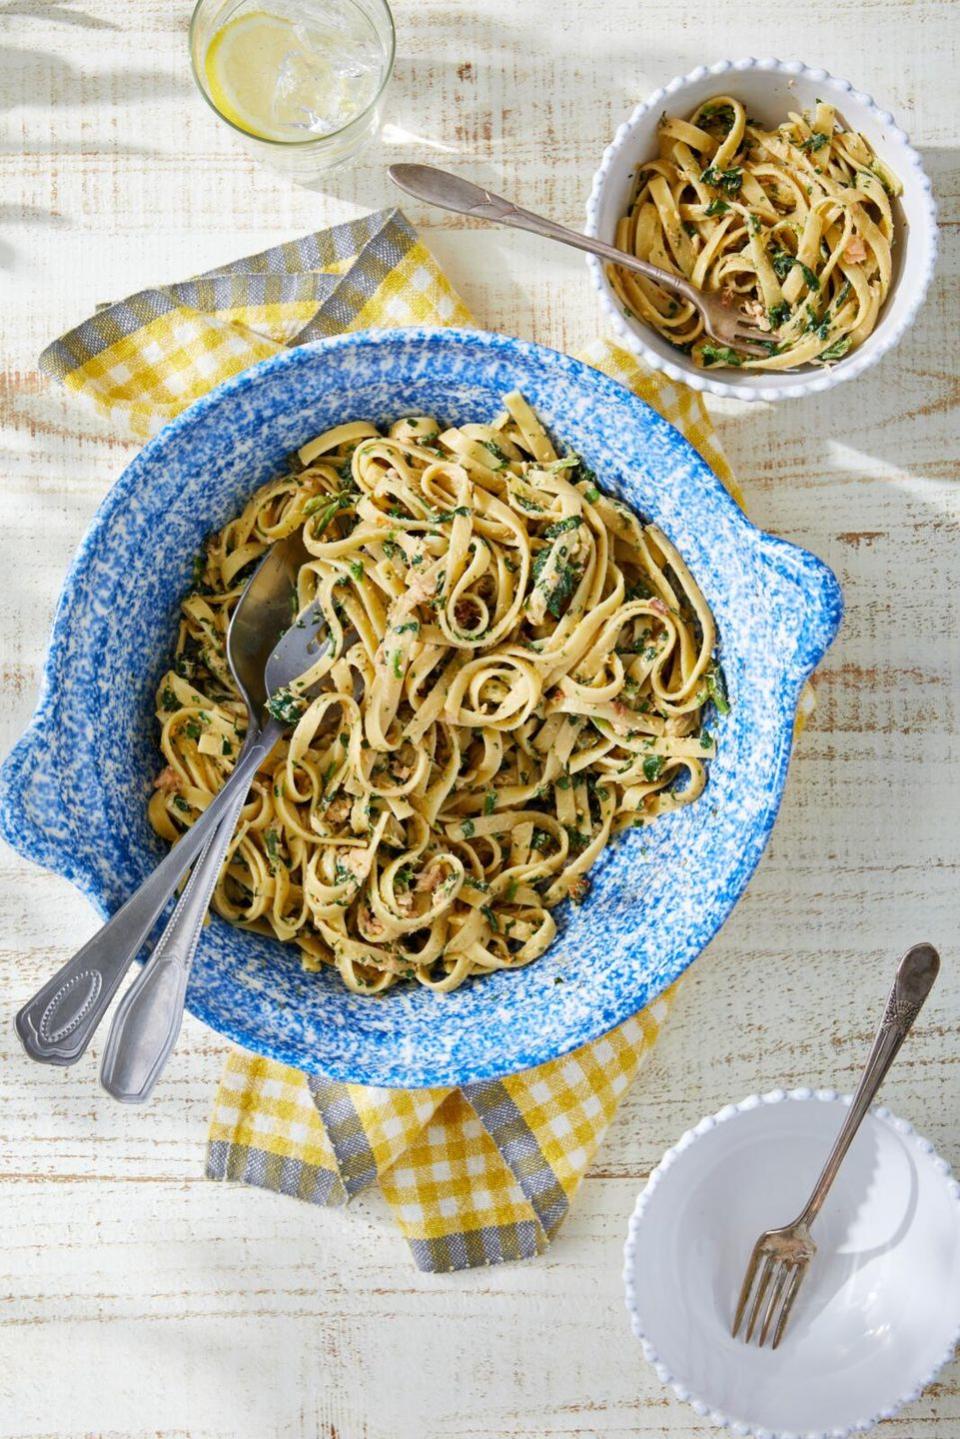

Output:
xmin=189 ymin=0 xmax=396 ymax=179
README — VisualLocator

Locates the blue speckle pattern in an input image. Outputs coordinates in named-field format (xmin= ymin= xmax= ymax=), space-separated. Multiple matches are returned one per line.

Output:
xmin=0 ymin=329 xmax=842 ymax=1087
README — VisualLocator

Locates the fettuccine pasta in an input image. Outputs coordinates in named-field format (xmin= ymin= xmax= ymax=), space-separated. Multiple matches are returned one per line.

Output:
xmin=149 ymin=394 xmax=725 ymax=993
xmin=611 ymin=95 xmax=901 ymax=371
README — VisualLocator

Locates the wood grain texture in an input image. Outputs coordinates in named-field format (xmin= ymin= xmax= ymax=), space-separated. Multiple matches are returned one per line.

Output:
xmin=1 ymin=1 xmax=958 ymax=1435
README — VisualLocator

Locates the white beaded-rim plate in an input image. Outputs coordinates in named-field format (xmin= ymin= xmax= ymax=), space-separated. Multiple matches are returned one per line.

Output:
xmin=624 ymin=1090 xmax=960 ymax=1438
xmin=586 ymin=59 xmax=939 ymax=401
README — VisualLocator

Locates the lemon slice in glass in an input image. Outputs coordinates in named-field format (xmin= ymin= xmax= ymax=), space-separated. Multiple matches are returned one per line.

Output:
xmin=204 ymin=10 xmax=305 ymax=142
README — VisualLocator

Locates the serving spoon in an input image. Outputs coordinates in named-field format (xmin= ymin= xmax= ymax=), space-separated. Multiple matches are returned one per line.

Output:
xmin=99 ymin=552 xmax=333 ymax=1102
xmin=15 ymin=533 xmax=310 ymax=1068
xmin=388 ymin=163 xmax=772 ymax=356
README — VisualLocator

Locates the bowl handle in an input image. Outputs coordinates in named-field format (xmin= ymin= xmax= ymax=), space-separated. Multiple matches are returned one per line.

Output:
xmin=749 ymin=531 xmax=844 ymax=690
xmin=0 ymin=712 xmax=88 ymax=894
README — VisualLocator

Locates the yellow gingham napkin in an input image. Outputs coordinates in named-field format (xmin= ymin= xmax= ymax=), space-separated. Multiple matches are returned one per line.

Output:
xmin=40 ymin=208 xmax=791 ymax=1271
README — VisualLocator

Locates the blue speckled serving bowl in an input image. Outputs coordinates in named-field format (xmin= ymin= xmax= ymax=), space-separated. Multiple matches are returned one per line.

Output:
xmin=0 ymin=329 xmax=842 ymax=1087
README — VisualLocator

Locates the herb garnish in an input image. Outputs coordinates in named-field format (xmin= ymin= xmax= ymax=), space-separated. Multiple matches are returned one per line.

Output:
xmin=266 ymin=687 xmax=308 ymax=726
xmin=304 ymin=490 xmax=353 ymax=531
xmin=642 ymin=754 xmax=665 ymax=782
xmin=819 ymin=336 xmax=851 ymax=362
xmin=701 ymin=164 xmax=743 ymax=195
xmin=699 ymin=344 xmax=744 ymax=367
xmin=706 ymin=666 xmax=730 ymax=715
xmin=542 ymin=516 xmax=581 ymax=539
xmin=481 ymin=439 xmax=511 ymax=469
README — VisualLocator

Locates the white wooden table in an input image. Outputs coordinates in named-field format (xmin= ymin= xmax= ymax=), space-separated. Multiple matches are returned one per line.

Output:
xmin=1 ymin=3 xmax=958 ymax=1435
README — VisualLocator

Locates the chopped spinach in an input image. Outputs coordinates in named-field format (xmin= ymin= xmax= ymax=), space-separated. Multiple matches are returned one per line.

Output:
xmin=699 ymin=344 xmax=744 ymax=367
xmin=805 ymin=304 xmax=831 ymax=340
xmin=480 ymin=904 xmax=499 ymax=932
xmin=266 ymin=687 xmax=308 ymax=726
xmin=542 ymin=516 xmax=582 ymax=539
xmin=304 ymin=491 xmax=353 ymax=532
xmin=701 ymin=164 xmax=743 ymax=195
xmin=819 ymin=335 xmax=852 ymax=362
xmin=769 ymin=246 xmax=796 ymax=281
xmin=642 ymin=753 xmax=665 ymax=782
xmin=697 ymin=102 xmax=735 ymax=131
xmin=481 ymin=439 xmax=511 ymax=469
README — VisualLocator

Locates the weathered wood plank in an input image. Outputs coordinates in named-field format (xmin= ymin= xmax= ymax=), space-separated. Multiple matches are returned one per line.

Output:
xmin=1 ymin=0 xmax=958 ymax=1434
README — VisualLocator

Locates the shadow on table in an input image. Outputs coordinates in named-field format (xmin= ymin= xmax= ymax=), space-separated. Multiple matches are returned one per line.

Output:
xmin=0 ymin=0 xmax=120 ymax=28
xmin=0 ymin=47 xmax=194 ymax=111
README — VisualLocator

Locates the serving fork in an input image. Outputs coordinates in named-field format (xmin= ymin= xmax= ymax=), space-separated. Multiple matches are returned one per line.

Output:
xmin=98 ymin=543 xmax=335 ymax=1102
xmin=388 ymin=162 xmax=773 ymax=356
xmin=732 ymin=941 xmax=940 ymax=1349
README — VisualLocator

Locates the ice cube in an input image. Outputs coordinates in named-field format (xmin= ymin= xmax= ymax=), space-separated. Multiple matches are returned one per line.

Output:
xmin=266 ymin=0 xmax=383 ymax=136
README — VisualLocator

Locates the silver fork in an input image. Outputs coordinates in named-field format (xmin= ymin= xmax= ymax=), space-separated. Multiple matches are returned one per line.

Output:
xmin=14 ymin=534 xmax=308 ymax=1069
xmin=732 ymin=942 xmax=940 ymax=1349
xmin=98 ymin=594 xmax=335 ymax=1103
xmin=388 ymin=162 xmax=772 ymax=357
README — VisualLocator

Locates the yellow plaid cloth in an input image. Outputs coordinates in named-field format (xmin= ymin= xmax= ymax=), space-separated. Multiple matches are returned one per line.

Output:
xmin=208 ymin=1000 xmax=673 ymax=1268
xmin=41 ymin=208 xmax=801 ymax=1271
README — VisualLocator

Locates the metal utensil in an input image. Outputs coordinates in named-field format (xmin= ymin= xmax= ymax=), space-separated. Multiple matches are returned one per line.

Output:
xmin=15 ymin=534 xmax=307 ymax=1067
xmin=99 ymin=569 xmax=331 ymax=1102
xmin=388 ymin=162 xmax=772 ymax=356
xmin=732 ymin=941 xmax=940 ymax=1349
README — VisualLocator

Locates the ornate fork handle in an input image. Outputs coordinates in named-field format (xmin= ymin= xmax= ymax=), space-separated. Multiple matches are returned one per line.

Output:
xmin=98 ymin=719 xmax=282 ymax=1102
xmin=14 ymin=739 xmax=266 ymax=1067
xmin=799 ymin=943 xmax=940 ymax=1228
xmin=388 ymin=163 xmax=701 ymax=308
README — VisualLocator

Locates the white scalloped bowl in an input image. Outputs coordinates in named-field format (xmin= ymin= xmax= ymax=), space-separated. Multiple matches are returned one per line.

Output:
xmin=586 ymin=59 xmax=938 ymax=401
xmin=624 ymin=1090 xmax=960 ymax=1438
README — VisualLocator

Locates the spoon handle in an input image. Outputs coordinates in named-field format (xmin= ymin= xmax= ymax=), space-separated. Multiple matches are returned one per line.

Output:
xmin=14 ymin=729 xmax=269 ymax=1067
xmin=799 ymin=942 xmax=940 ymax=1228
xmin=98 ymin=721 xmax=281 ymax=1102
xmin=387 ymin=162 xmax=694 ymax=300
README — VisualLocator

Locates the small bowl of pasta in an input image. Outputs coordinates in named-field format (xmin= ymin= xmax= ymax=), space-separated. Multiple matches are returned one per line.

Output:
xmin=586 ymin=58 xmax=938 ymax=401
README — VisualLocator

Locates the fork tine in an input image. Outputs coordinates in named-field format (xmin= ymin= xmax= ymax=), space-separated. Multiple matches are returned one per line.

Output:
xmin=744 ymin=1253 xmax=776 ymax=1343
xmin=733 ymin=340 xmax=773 ymax=358
xmin=758 ymin=1261 xmax=791 ymax=1346
xmin=733 ymin=322 xmax=773 ymax=342
xmin=731 ymin=1242 xmax=763 ymax=1337
xmin=771 ymin=1263 xmax=805 ymax=1349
